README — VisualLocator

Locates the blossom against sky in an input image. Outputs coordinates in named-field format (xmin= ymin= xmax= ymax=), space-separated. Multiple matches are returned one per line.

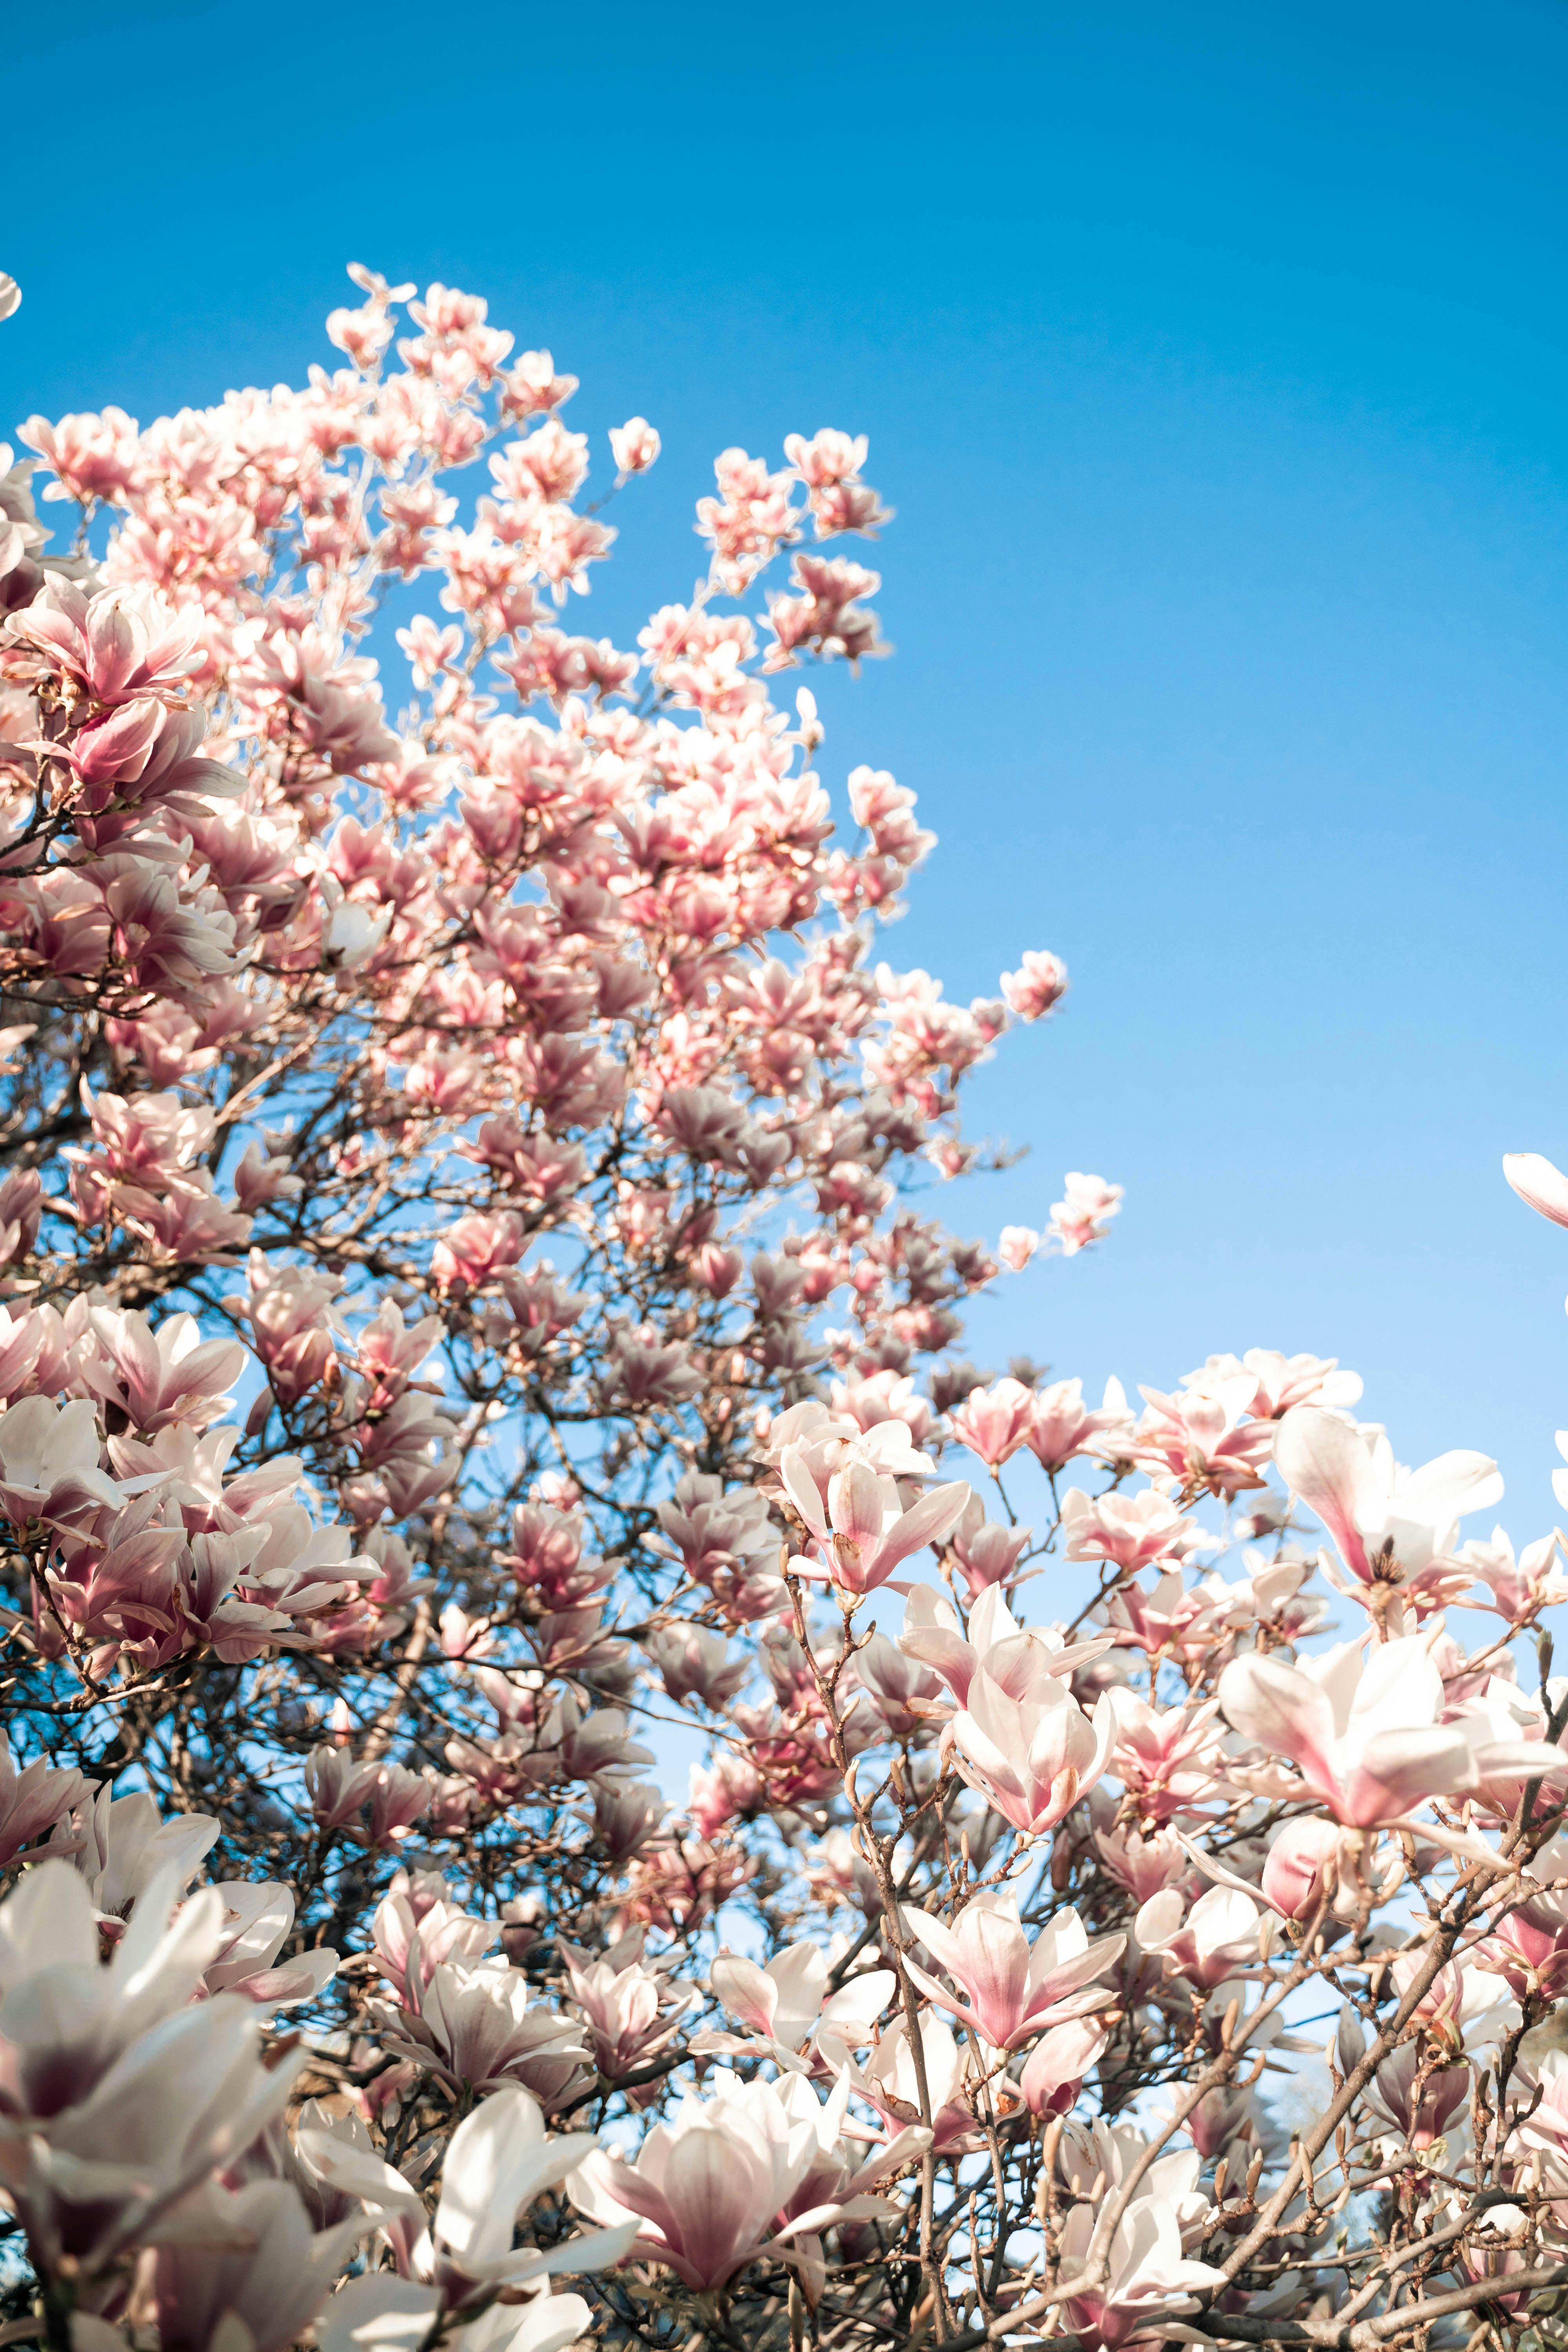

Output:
xmin=5 ymin=0 xmax=1568 ymax=1503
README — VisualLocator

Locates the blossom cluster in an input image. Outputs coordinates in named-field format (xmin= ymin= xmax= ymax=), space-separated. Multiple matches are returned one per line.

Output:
xmin=0 ymin=269 xmax=1564 ymax=2352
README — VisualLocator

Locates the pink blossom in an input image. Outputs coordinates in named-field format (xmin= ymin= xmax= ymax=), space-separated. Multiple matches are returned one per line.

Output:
xmin=947 ymin=1375 xmax=1038 ymax=1468
xmin=0 ymin=1732 xmax=84 ymax=1866
xmin=1185 ymin=1348 xmax=1362 ymax=1419
xmin=944 ymin=1491 xmax=1032 ymax=1593
xmin=899 ymin=1581 xmax=1111 ymax=1710
xmin=1018 ymin=2015 xmax=1109 ymax=2116
xmin=4 ymin=579 xmax=197 ymax=703
xmin=779 ymin=1444 xmax=969 ymax=1597
xmin=610 ymin=418 xmax=661 ymax=474
xmin=304 ymin=1748 xmax=430 ymax=1847
xmin=1134 ymin=1884 xmax=1272 ymax=1988
xmin=902 ymin=1891 xmax=1123 ymax=2051
xmin=1026 ymin=1375 xmax=1134 ymax=1474
xmin=1274 ymin=1403 xmax=1503 ymax=1616
xmin=1133 ymin=1373 xmax=1274 ymax=1499
xmin=568 ymin=2071 xmax=886 ymax=2293
xmin=1060 ymin=1485 xmax=1206 ymax=1573
xmin=19 ymin=409 xmax=143 ymax=505
xmin=1048 ymin=1170 xmax=1123 ymax=1255
xmin=946 ymin=1653 xmax=1116 ymax=1838
xmin=1259 ymin=1817 xmax=1343 ymax=1920
xmin=1000 ymin=949 xmax=1069 ymax=1021
xmin=1218 ymin=1633 xmax=1552 ymax=1828
xmin=560 ymin=1934 xmax=690 ymax=2082
xmin=1058 ymin=2154 xmax=1225 ymax=2348
xmin=851 ymin=2012 xmax=980 ymax=2155
xmin=0 ymin=1396 xmax=135 ymax=1524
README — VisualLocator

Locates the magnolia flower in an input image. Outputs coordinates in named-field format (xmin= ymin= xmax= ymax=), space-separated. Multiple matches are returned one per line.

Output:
xmin=1059 ymin=2150 xmax=1225 ymax=2349
xmin=643 ymin=1620 xmax=750 ymax=1709
xmin=0 ymin=1732 xmax=84 ymax=1867
xmin=560 ymin=1934 xmax=691 ymax=2082
xmin=203 ymin=1878 xmax=341 ymax=2005
xmin=946 ymin=1651 xmax=1115 ymax=1838
xmin=902 ymin=1891 xmax=1123 ymax=2051
xmin=1455 ymin=1526 xmax=1568 ymax=1623
xmin=697 ymin=1942 xmax=894 ymax=2072
xmin=766 ymin=1401 xmax=939 ymax=1490
xmin=1048 ymin=1171 xmax=1123 ymax=1255
xmin=1259 ymin=1817 xmax=1345 ymax=1920
xmin=385 ymin=1956 xmax=592 ymax=2104
xmin=1000 ymin=948 xmax=1068 ymax=1021
xmin=313 ymin=2085 xmax=633 ymax=2352
xmin=610 ymin=416 xmax=661 ymax=474
xmin=569 ymin=2070 xmax=879 ymax=2292
xmin=851 ymin=2011 xmax=980 ymax=2154
xmin=1133 ymin=1373 xmax=1274 ymax=1499
xmin=1185 ymin=1348 xmax=1362 ymax=1419
xmin=1363 ymin=2040 xmax=1472 ymax=2152
xmin=898 ymin=1583 xmax=1111 ymax=1711
xmin=0 ymin=1395 xmax=135 ymax=1524
xmin=851 ymin=1630 xmax=944 ymax=1735
xmin=145 ymin=2178 xmax=366 ymax=2352
xmin=0 ymin=1862 xmax=303 ymax=2272
xmin=1105 ymin=1689 xmax=1229 ymax=1822
xmin=779 ymin=1445 xmax=969 ymax=1596
xmin=947 ymin=1377 xmax=1037 ymax=1468
xmin=769 ymin=2068 xmax=927 ymax=2302
xmin=1218 ymin=1633 xmax=1552 ymax=1828
xmin=1059 ymin=1485 xmax=1207 ymax=1573
xmin=1134 ymin=1884 xmax=1274 ymax=1987
xmin=1274 ymin=1404 xmax=1502 ymax=1614
xmin=305 ymin=1748 xmax=431 ymax=1847
xmin=946 ymin=1492 xmax=1033 ymax=1592
xmin=64 ymin=1788 xmax=218 ymax=1916
xmin=1018 ymin=2016 xmax=1108 ymax=2116
xmin=1508 ymin=2046 xmax=1568 ymax=2184
xmin=1025 ymin=1374 xmax=1135 ymax=1474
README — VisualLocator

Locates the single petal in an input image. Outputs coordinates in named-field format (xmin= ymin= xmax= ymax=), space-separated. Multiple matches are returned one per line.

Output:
xmin=1506 ymin=1152 xmax=1568 ymax=1230
xmin=1274 ymin=1406 xmax=1376 ymax=1580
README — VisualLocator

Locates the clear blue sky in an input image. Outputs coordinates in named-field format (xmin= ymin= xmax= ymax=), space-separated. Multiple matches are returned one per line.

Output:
xmin=6 ymin=0 xmax=1568 ymax=1540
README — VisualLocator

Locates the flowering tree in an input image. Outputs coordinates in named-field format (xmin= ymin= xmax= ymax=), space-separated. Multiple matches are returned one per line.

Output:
xmin=0 ymin=261 xmax=1566 ymax=2352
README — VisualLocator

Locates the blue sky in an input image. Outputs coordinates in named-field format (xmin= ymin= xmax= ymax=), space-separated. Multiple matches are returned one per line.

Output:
xmin=5 ymin=0 xmax=1568 ymax=1547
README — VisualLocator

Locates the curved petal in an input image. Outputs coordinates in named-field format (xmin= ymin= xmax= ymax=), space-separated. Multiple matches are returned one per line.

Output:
xmin=779 ymin=1446 xmax=831 ymax=1544
xmin=1505 ymin=1152 xmax=1568 ymax=1231
xmin=1340 ymin=1725 xmax=1480 ymax=1825
xmin=710 ymin=1952 xmax=779 ymax=2038
xmin=1218 ymin=1652 xmax=1341 ymax=1802
xmin=1274 ymin=1406 xmax=1376 ymax=1581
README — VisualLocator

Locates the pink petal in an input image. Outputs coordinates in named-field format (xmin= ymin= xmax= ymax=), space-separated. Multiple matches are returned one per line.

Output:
xmin=1218 ymin=1652 xmax=1341 ymax=1804
xmin=1505 ymin=1152 xmax=1568 ymax=1231
xmin=1274 ymin=1406 xmax=1375 ymax=1581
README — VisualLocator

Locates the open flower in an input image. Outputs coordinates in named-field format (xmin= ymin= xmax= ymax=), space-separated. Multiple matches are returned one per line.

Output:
xmin=944 ymin=1642 xmax=1116 ymax=1837
xmin=0 ymin=1396 xmax=137 ymax=1525
xmin=568 ymin=2070 xmax=879 ymax=2292
xmin=779 ymin=1446 xmax=969 ymax=1597
xmin=1058 ymin=2150 xmax=1225 ymax=2348
xmin=1218 ymin=1633 xmax=1553 ymax=1828
xmin=902 ymin=1891 xmax=1123 ymax=2051
xmin=697 ymin=1941 xmax=894 ymax=2073
xmin=898 ymin=1582 xmax=1112 ymax=1710
xmin=1275 ymin=1405 xmax=1502 ymax=1617
xmin=313 ymin=2083 xmax=632 ymax=2351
